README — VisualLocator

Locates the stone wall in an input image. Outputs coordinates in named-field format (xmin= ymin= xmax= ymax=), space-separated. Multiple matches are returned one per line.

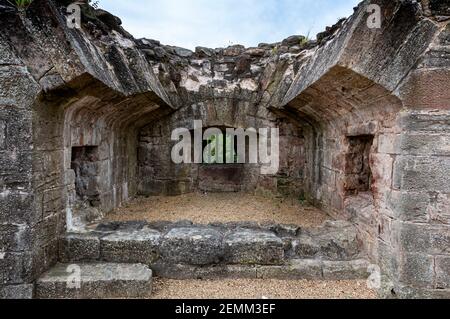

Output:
xmin=280 ymin=1 xmax=450 ymax=297
xmin=137 ymin=101 xmax=307 ymax=197
xmin=0 ymin=34 xmax=41 ymax=299
xmin=385 ymin=15 xmax=450 ymax=296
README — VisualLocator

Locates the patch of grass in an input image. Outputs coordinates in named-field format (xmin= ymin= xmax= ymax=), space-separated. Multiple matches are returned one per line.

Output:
xmin=298 ymin=194 xmax=307 ymax=205
xmin=10 ymin=0 xmax=33 ymax=10
xmin=271 ymin=46 xmax=279 ymax=55
xmin=300 ymin=31 xmax=311 ymax=46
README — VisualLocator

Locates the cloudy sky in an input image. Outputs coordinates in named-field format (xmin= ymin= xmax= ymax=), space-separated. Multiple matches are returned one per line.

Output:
xmin=98 ymin=0 xmax=360 ymax=50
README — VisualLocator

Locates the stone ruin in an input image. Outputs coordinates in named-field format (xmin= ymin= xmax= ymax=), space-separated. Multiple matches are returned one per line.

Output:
xmin=0 ymin=0 xmax=449 ymax=299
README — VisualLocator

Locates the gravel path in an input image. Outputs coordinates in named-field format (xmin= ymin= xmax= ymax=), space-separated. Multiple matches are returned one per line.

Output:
xmin=151 ymin=279 xmax=377 ymax=299
xmin=106 ymin=193 xmax=330 ymax=227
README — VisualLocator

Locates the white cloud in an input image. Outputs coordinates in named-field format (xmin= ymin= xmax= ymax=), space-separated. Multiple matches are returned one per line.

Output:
xmin=99 ymin=0 xmax=361 ymax=49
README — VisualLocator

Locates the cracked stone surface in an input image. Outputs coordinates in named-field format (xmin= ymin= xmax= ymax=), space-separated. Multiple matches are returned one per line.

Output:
xmin=160 ymin=227 xmax=224 ymax=265
xmin=100 ymin=227 xmax=161 ymax=264
xmin=224 ymin=229 xmax=285 ymax=265
xmin=58 ymin=221 xmax=366 ymax=271
xmin=35 ymin=263 xmax=153 ymax=299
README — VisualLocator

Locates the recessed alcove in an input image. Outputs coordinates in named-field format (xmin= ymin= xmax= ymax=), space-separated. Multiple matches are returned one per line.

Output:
xmin=344 ymin=135 xmax=374 ymax=196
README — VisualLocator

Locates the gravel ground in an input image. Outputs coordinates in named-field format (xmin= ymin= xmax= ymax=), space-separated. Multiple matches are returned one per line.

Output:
xmin=151 ymin=279 xmax=377 ymax=299
xmin=106 ymin=193 xmax=330 ymax=227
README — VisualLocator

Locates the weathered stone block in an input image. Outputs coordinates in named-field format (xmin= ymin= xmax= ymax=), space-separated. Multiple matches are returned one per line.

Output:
xmin=400 ymin=112 xmax=450 ymax=133
xmin=329 ymin=192 xmax=344 ymax=211
xmin=0 ymin=224 xmax=31 ymax=252
xmin=371 ymin=153 xmax=394 ymax=189
xmin=393 ymin=156 xmax=450 ymax=192
xmin=426 ymin=192 xmax=450 ymax=225
xmin=347 ymin=121 xmax=378 ymax=137
xmin=387 ymin=190 xmax=430 ymax=222
xmin=256 ymin=259 xmax=322 ymax=279
xmin=377 ymin=240 xmax=398 ymax=281
xmin=398 ymin=253 xmax=435 ymax=289
xmin=400 ymin=133 xmax=450 ymax=156
xmin=151 ymin=262 xmax=257 ymax=279
xmin=0 ymin=107 xmax=32 ymax=151
xmin=160 ymin=227 xmax=223 ymax=265
xmin=309 ymin=221 xmax=361 ymax=260
xmin=320 ymin=168 xmax=336 ymax=188
xmin=322 ymin=259 xmax=370 ymax=280
xmin=263 ymin=223 xmax=300 ymax=237
xmin=0 ymin=284 xmax=34 ymax=299
xmin=224 ymin=229 xmax=284 ymax=265
xmin=101 ymin=228 xmax=161 ymax=264
xmin=31 ymin=240 xmax=59 ymax=281
xmin=0 ymin=66 xmax=39 ymax=106
xmin=96 ymin=220 xmax=149 ymax=232
xmin=35 ymin=263 xmax=153 ymax=299
xmin=59 ymin=233 xmax=101 ymax=263
xmin=0 ymin=150 xmax=32 ymax=185
xmin=292 ymin=235 xmax=321 ymax=258
xmin=32 ymin=215 xmax=59 ymax=248
xmin=0 ymin=252 xmax=33 ymax=285
xmin=42 ymin=187 xmax=64 ymax=219
xmin=378 ymin=134 xmax=401 ymax=155
xmin=0 ymin=37 xmax=20 ymax=65
xmin=32 ymin=151 xmax=65 ymax=191
xmin=392 ymin=285 xmax=450 ymax=299
xmin=392 ymin=221 xmax=450 ymax=255
xmin=435 ymin=256 xmax=450 ymax=289
xmin=377 ymin=18 xmax=439 ymax=91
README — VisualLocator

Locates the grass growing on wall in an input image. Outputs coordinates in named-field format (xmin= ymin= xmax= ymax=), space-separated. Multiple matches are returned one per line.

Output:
xmin=11 ymin=0 xmax=33 ymax=10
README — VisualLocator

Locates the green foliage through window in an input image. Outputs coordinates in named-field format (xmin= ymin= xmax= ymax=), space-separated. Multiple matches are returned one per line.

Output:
xmin=203 ymin=134 xmax=238 ymax=164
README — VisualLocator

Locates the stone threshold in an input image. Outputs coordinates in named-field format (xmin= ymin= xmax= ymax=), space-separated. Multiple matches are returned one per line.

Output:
xmin=151 ymin=259 xmax=370 ymax=280
xmin=58 ymin=219 xmax=369 ymax=281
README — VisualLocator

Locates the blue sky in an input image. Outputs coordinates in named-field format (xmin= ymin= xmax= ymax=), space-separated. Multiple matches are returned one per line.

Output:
xmin=98 ymin=0 xmax=361 ymax=49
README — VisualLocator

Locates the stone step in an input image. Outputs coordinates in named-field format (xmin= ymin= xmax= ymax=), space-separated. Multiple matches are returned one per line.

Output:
xmin=58 ymin=220 xmax=367 ymax=281
xmin=35 ymin=263 xmax=153 ymax=299
xmin=152 ymin=259 xmax=371 ymax=280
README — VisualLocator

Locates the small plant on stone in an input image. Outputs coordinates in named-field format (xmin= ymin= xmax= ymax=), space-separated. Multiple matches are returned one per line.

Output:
xmin=7 ymin=0 xmax=33 ymax=11
xmin=298 ymin=194 xmax=307 ymax=205
xmin=299 ymin=37 xmax=308 ymax=47
xmin=271 ymin=46 xmax=279 ymax=55
xmin=300 ymin=31 xmax=311 ymax=46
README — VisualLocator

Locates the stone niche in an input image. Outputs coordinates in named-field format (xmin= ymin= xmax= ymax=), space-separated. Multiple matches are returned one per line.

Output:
xmin=71 ymin=146 xmax=101 ymax=206
xmin=344 ymin=135 xmax=374 ymax=196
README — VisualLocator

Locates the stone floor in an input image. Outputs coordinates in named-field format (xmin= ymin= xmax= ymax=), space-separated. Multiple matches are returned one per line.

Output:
xmin=151 ymin=278 xmax=377 ymax=299
xmin=105 ymin=193 xmax=330 ymax=227
xmin=44 ymin=193 xmax=372 ymax=299
xmin=43 ymin=203 xmax=369 ymax=299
